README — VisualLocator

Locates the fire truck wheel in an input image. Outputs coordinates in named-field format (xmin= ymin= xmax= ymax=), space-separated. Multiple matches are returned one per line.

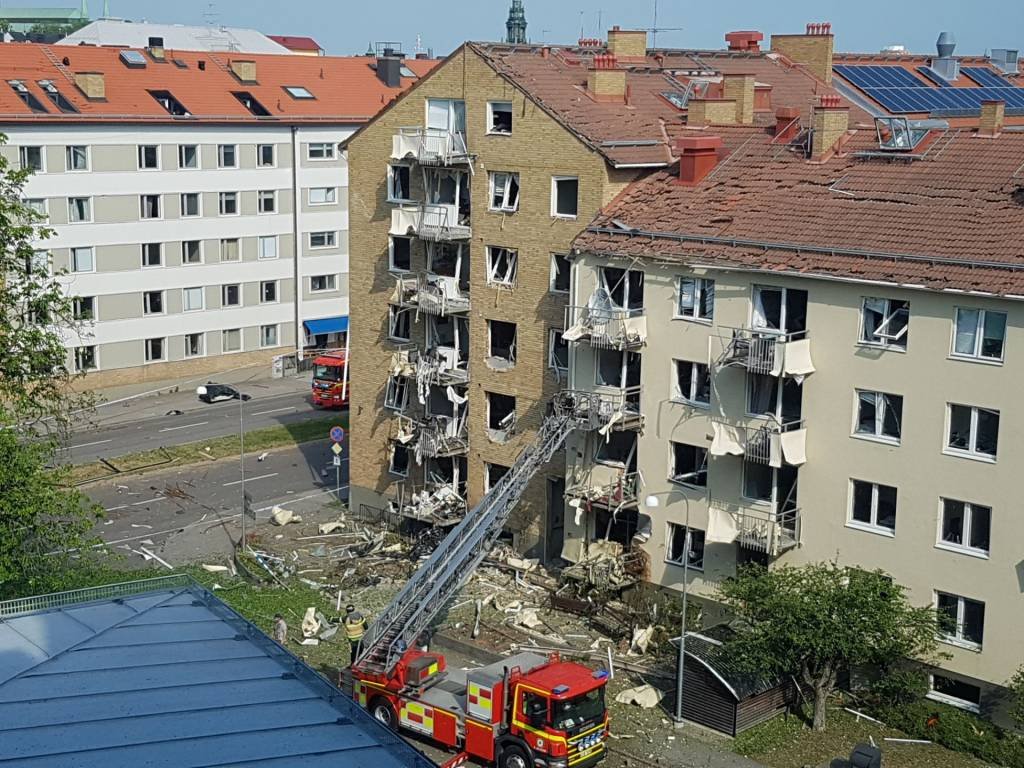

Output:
xmin=369 ymin=697 xmax=398 ymax=731
xmin=498 ymin=744 xmax=531 ymax=768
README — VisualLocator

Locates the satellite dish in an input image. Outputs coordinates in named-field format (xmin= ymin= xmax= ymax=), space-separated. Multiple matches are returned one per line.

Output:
xmin=587 ymin=288 xmax=615 ymax=323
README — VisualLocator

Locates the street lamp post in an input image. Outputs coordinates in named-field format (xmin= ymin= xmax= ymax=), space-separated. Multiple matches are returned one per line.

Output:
xmin=238 ymin=393 xmax=251 ymax=548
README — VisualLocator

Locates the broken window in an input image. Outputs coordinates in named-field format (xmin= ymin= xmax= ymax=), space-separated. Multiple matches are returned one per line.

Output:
xmin=390 ymin=236 xmax=412 ymax=271
xmin=744 ymin=463 xmax=799 ymax=513
xmin=747 ymin=374 xmax=802 ymax=422
xmin=486 ymin=246 xmax=517 ymax=287
xmin=427 ymin=456 xmax=467 ymax=498
xmin=953 ymin=308 xmax=1005 ymax=361
xmin=389 ymin=306 xmax=412 ymax=341
xmin=861 ymin=297 xmax=909 ymax=349
xmin=390 ymin=444 xmax=411 ymax=477
xmin=939 ymin=498 xmax=991 ymax=555
xmin=670 ymin=442 xmax=707 ymax=487
xmin=485 ymin=462 xmax=511 ymax=492
xmin=428 ymin=242 xmax=469 ymax=291
xmin=601 ymin=267 xmax=644 ymax=311
xmin=936 ymin=591 xmax=985 ymax=648
xmin=548 ymin=329 xmax=569 ymax=373
xmin=488 ymin=320 xmax=517 ymax=367
xmin=677 ymin=277 xmax=714 ymax=321
xmin=596 ymin=349 xmax=641 ymax=389
xmin=850 ymin=479 xmax=897 ymax=532
xmin=489 ymin=171 xmax=520 ymax=212
xmin=595 ymin=508 xmax=641 ymax=546
xmin=550 ymin=253 xmax=571 ymax=293
xmin=488 ymin=101 xmax=513 ymax=134
xmin=930 ymin=675 xmax=982 ymax=713
xmin=752 ymin=285 xmax=807 ymax=337
xmin=384 ymin=376 xmax=410 ymax=411
xmin=552 ymin=176 xmax=579 ymax=218
xmin=388 ymin=164 xmax=411 ymax=201
xmin=674 ymin=360 xmax=710 ymax=406
xmin=947 ymin=404 xmax=998 ymax=459
xmin=666 ymin=524 xmax=705 ymax=569
xmin=855 ymin=390 xmax=902 ymax=442
xmin=486 ymin=392 xmax=516 ymax=440
xmin=596 ymin=431 xmax=637 ymax=468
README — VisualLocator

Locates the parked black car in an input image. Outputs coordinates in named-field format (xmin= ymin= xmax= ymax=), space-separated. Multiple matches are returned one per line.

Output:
xmin=196 ymin=382 xmax=242 ymax=403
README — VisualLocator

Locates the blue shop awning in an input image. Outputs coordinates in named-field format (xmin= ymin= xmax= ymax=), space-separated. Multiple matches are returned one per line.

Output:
xmin=304 ymin=316 xmax=348 ymax=335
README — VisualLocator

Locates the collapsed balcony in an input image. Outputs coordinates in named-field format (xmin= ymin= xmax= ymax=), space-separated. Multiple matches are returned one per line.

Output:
xmin=562 ymin=304 xmax=646 ymax=350
xmin=710 ymin=419 xmax=807 ymax=467
xmin=416 ymin=314 xmax=470 ymax=388
xmin=567 ymin=469 xmax=640 ymax=513
xmin=391 ymin=126 xmax=472 ymax=166
xmin=554 ymin=388 xmax=643 ymax=432
xmin=418 ymin=386 xmax=469 ymax=458
xmin=715 ymin=328 xmax=814 ymax=378
xmin=390 ymin=203 xmax=471 ymax=241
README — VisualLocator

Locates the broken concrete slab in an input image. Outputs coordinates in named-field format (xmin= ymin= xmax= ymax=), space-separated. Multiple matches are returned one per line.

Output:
xmin=615 ymin=684 xmax=663 ymax=709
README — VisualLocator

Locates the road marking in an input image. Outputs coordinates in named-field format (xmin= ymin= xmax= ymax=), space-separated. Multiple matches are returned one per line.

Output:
xmin=130 ymin=497 xmax=166 ymax=507
xmin=158 ymin=421 xmax=208 ymax=433
xmin=251 ymin=406 xmax=297 ymax=416
xmin=71 ymin=438 xmax=113 ymax=449
xmin=223 ymin=472 xmax=279 ymax=487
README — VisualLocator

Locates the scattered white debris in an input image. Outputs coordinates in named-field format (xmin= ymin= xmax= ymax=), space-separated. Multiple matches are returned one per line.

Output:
xmin=257 ymin=451 xmax=269 ymax=462
xmin=615 ymin=684 xmax=663 ymax=709
xmin=300 ymin=638 xmax=320 ymax=646
xmin=130 ymin=524 xmax=153 ymax=529
xmin=318 ymin=520 xmax=346 ymax=535
xmin=139 ymin=546 xmax=173 ymax=570
xmin=628 ymin=625 xmax=655 ymax=656
xmin=301 ymin=607 xmax=320 ymax=638
xmin=271 ymin=506 xmax=301 ymax=526
xmin=202 ymin=564 xmax=230 ymax=573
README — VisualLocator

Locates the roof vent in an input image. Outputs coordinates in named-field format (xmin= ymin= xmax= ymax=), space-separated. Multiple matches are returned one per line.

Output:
xmin=725 ymin=31 xmax=763 ymax=52
xmin=676 ymin=135 xmax=723 ymax=185
xmin=376 ymin=48 xmax=403 ymax=88
xmin=931 ymin=32 xmax=959 ymax=81
xmin=989 ymin=48 xmax=1020 ymax=75
xmin=147 ymin=36 xmax=166 ymax=61
xmin=229 ymin=59 xmax=257 ymax=83
xmin=936 ymin=31 xmax=956 ymax=58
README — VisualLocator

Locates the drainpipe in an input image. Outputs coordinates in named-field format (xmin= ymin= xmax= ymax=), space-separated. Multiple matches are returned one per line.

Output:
xmin=291 ymin=125 xmax=303 ymax=360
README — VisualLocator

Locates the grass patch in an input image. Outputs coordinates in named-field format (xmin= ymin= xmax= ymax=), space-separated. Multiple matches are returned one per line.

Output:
xmin=734 ymin=704 xmax=993 ymax=768
xmin=70 ymin=413 xmax=346 ymax=485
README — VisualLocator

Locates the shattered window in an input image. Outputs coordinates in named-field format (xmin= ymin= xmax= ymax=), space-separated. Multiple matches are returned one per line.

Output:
xmin=855 ymin=390 xmax=902 ymax=442
xmin=390 ymin=444 xmax=410 ymax=476
xmin=936 ymin=591 xmax=985 ymax=648
xmin=488 ymin=320 xmax=517 ymax=365
xmin=666 ymin=524 xmax=705 ymax=569
xmin=861 ymin=297 xmax=909 ymax=349
xmin=674 ymin=360 xmax=710 ymax=406
xmin=596 ymin=431 xmax=636 ymax=468
xmin=489 ymin=171 xmax=520 ymax=212
xmin=389 ymin=307 xmax=412 ymax=341
xmin=388 ymin=164 xmax=411 ymax=201
xmin=550 ymin=253 xmax=571 ymax=293
xmin=677 ymin=277 xmax=714 ymax=321
xmin=548 ymin=329 xmax=568 ymax=372
xmin=601 ymin=267 xmax=644 ymax=311
xmin=486 ymin=246 xmax=517 ymax=287
xmin=669 ymin=442 xmax=707 ymax=487
xmin=485 ymin=462 xmax=510 ymax=491
xmin=946 ymin=404 xmax=998 ymax=459
xmin=385 ymin=376 xmax=409 ymax=411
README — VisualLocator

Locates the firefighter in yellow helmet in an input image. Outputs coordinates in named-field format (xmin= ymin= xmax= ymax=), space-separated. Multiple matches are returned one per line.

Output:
xmin=344 ymin=604 xmax=367 ymax=666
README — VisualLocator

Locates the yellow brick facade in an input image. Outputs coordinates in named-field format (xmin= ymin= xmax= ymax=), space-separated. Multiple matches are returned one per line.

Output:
xmin=687 ymin=99 xmax=738 ymax=126
xmin=769 ymin=33 xmax=834 ymax=84
xmin=347 ymin=46 xmax=636 ymax=556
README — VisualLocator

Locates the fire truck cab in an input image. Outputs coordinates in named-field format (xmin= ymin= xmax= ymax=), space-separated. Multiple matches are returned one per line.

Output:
xmin=355 ymin=650 xmax=608 ymax=768
xmin=311 ymin=351 xmax=349 ymax=408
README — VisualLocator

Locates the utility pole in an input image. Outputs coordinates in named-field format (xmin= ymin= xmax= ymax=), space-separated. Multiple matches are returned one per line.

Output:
xmin=238 ymin=392 xmax=252 ymax=548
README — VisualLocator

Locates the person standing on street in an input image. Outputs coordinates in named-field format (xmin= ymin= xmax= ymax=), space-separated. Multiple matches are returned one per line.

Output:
xmin=344 ymin=604 xmax=367 ymax=666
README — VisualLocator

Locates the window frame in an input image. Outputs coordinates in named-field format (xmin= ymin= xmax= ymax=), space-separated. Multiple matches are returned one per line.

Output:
xmin=74 ymin=344 xmax=97 ymax=372
xmin=221 ymin=328 xmax=243 ymax=353
xmin=218 ymin=191 xmax=239 ymax=216
xmin=487 ymin=100 xmax=513 ymax=135
xmin=389 ymin=443 xmax=411 ymax=477
xmin=178 ymin=144 xmax=199 ymax=169
xmin=182 ymin=286 xmax=205 ymax=312
xmin=140 ymin=242 xmax=163 ymax=269
xmin=184 ymin=332 xmax=205 ymax=359
xmin=548 ymin=328 xmax=569 ymax=374
xmin=260 ymin=323 xmax=279 ymax=348
xmin=675 ymin=277 xmax=714 ymax=322
xmin=672 ymin=359 xmax=711 ymax=407
xmin=384 ymin=375 xmax=411 ymax=412
xmin=257 ymin=189 xmax=276 ymax=214
xmin=936 ymin=498 xmax=991 ymax=559
xmin=181 ymin=240 xmax=203 ymax=265
xmin=284 ymin=85 xmax=315 ymax=100
xmin=387 ymin=163 xmax=412 ymax=203
xmin=669 ymin=441 xmax=709 ymax=488
xmin=180 ymin=192 xmax=201 ymax=218
xmin=221 ymin=283 xmax=242 ymax=308
xmin=308 ymin=187 xmax=337 ymax=206
xmin=665 ymin=523 xmax=706 ymax=570
xmin=852 ymin=389 xmax=903 ymax=445
xmin=19 ymin=145 xmax=44 ymax=172
xmin=309 ymin=230 xmax=338 ymax=249
xmin=307 ymin=142 xmax=336 ymax=160
xmin=927 ymin=675 xmax=982 ymax=714
xmin=219 ymin=238 xmax=240 ymax=263
xmin=550 ymin=175 xmax=579 ymax=219
xmin=847 ymin=478 xmax=898 ymax=537
xmin=64 ymin=144 xmax=89 ymax=172
xmin=70 ymin=246 xmax=94 ymax=273
xmin=935 ymin=591 xmax=985 ymax=651
xmin=142 ymin=290 xmax=165 ymax=316
xmin=257 ymin=143 xmax=276 ymax=167
xmin=951 ymin=307 xmax=1006 ymax=363
xmin=67 ymin=196 xmax=92 ymax=224
xmin=260 ymin=279 xmax=279 ymax=304
xmin=258 ymin=235 xmax=278 ymax=260
xmin=486 ymin=246 xmax=518 ymax=288
xmin=217 ymin=143 xmax=238 ymax=169
xmin=139 ymin=193 xmax=162 ymax=220
xmin=389 ymin=236 xmax=412 ymax=272
xmin=550 ymin=253 xmax=571 ymax=294
xmin=144 ymin=336 xmax=166 ymax=362
xmin=489 ymin=171 xmax=520 ymax=213
xmin=137 ymin=144 xmax=160 ymax=170
xmin=310 ymin=274 xmax=337 ymax=293
xmin=944 ymin=403 xmax=999 ymax=462
xmin=860 ymin=296 xmax=909 ymax=350
xmin=388 ymin=306 xmax=412 ymax=341
xmin=72 ymin=295 xmax=95 ymax=321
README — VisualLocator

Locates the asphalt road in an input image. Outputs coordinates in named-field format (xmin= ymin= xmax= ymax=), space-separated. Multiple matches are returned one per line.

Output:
xmin=63 ymin=390 xmax=325 ymax=464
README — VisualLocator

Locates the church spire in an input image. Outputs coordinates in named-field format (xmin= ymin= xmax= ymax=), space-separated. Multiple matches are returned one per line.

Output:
xmin=505 ymin=0 xmax=527 ymax=45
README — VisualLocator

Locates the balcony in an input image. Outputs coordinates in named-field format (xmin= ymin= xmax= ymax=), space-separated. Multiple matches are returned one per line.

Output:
xmin=563 ymin=305 xmax=646 ymax=350
xmin=392 ymin=127 xmax=472 ymax=166
xmin=390 ymin=271 xmax=470 ymax=316
xmin=567 ymin=470 xmax=639 ymax=512
xmin=416 ymin=347 xmax=469 ymax=387
xmin=710 ymin=419 xmax=807 ymax=467
xmin=733 ymin=505 xmax=801 ymax=557
xmin=555 ymin=388 xmax=643 ymax=433
xmin=715 ymin=328 xmax=814 ymax=378
xmin=398 ymin=484 xmax=467 ymax=527
xmin=391 ymin=203 xmax=471 ymax=242
xmin=417 ymin=415 xmax=469 ymax=458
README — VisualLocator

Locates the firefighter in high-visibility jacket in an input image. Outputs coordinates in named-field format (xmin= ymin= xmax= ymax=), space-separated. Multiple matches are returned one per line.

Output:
xmin=344 ymin=604 xmax=367 ymax=665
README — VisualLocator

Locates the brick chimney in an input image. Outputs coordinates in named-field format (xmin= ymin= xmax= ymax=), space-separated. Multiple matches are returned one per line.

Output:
xmin=676 ymin=135 xmax=723 ymax=185
xmin=774 ymin=105 xmax=801 ymax=142
xmin=811 ymin=94 xmax=849 ymax=160
xmin=771 ymin=22 xmax=835 ymax=84
xmin=73 ymin=71 xmax=105 ymax=100
xmin=979 ymin=100 xmax=1005 ymax=138
xmin=588 ymin=54 xmax=627 ymax=102
xmin=725 ymin=31 xmax=764 ymax=52
xmin=607 ymin=26 xmax=647 ymax=59
xmin=229 ymin=59 xmax=257 ymax=83
xmin=722 ymin=73 xmax=756 ymax=124
xmin=687 ymin=98 xmax=737 ymax=126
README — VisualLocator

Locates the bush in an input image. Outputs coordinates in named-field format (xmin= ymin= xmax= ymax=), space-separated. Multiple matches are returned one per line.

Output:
xmin=863 ymin=668 xmax=929 ymax=708
xmin=876 ymin=699 xmax=1024 ymax=768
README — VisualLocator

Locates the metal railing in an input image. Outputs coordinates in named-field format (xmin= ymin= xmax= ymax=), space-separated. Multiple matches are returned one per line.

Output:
xmin=567 ymin=470 xmax=640 ymax=510
xmin=393 ymin=126 xmax=472 ymax=166
xmin=418 ymin=417 xmax=469 ymax=458
xmin=717 ymin=328 xmax=808 ymax=376
xmin=391 ymin=203 xmax=471 ymax=241
xmin=558 ymin=387 xmax=643 ymax=431
xmin=735 ymin=505 xmax=802 ymax=556
xmin=416 ymin=349 xmax=470 ymax=387
xmin=0 ymin=574 xmax=193 ymax=618
xmin=564 ymin=305 xmax=647 ymax=350
xmin=732 ymin=419 xmax=805 ymax=465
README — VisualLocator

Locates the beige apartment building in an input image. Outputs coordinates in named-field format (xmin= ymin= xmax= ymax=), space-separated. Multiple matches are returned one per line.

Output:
xmin=0 ymin=42 xmax=433 ymax=386
xmin=570 ymin=89 xmax=1024 ymax=718
xmin=347 ymin=27 xmax=846 ymax=555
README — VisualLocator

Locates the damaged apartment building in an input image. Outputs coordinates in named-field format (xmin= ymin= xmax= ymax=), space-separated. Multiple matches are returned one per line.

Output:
xmin=347 ymin=25 xmax=854 ymax=554
xmin=568 ymin=32 xmax=1024 ymax=721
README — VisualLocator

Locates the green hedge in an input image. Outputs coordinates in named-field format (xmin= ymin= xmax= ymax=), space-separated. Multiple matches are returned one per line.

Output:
xmin=876 ymin=700 xmax=1024 ymax=768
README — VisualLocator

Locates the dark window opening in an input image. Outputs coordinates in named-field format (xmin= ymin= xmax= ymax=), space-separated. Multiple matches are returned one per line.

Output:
xmin=489 ymin=101 xmax=513 ymax=133
xmin=670 ymin=442 xmax=707 ymax=486
xmin=667 ymin=524 xmax=705 ymax=568
xmin=8 ymin=81 xmax=47 ymax=113
xmin=553 ymin=176 xmax=579 ymax=217
xmin=488 ymin=320 xmax=517 ymax=366
xmin=551 ymin=253 xmax=571 ymax=292
xmin=487 ymin=392 xmax=516 ymax=433
xmin=753 ymin=285 xmax=807 ymax=337
xmin=594 ymin=507 xmax=640 ymax=546
xmin=37 ymin=80 xmax=77 ymax=113
xmin=233 ymin=91 xmax=270 ymax=116
xmin=596 ymin=431 xmax=637 ymax=468
xmin=391 ymin=236 xmax=411 ymax=271
xmin=601 ymin=266 xmax=644 ymax=311
xmin=149 ymin=90 xmax=190 ymax=116
xmin=486 ymin=462 xmax=510 ymax=491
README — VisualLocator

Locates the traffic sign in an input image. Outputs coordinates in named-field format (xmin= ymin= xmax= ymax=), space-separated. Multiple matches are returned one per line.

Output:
xmin=330 ymin=426 xmax=345 ymax=443
xmin=333 ymin=455 xmax=342 ymax=467
xmin=331 ymin=442 xmax=343 ymax=456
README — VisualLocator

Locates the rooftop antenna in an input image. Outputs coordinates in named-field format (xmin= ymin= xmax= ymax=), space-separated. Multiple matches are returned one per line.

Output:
xmin=597 ymin=10 xmax=603 ymax=35
xmin=202 ymin=2 xmax=220 ymax=28
xmin=648 ymin=0 xmax=683 ymax=48
xmin=414 ymin=33 xmax=423 ymax=54
xmin=579 ymin=10 xmax=584 ymax=39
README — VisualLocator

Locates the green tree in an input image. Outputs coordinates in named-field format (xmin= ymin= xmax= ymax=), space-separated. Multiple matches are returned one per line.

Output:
xmin=0 ymin=135 xmax=100 ymax=596
xmin=1009 ymin=666 xmax=1024 ymax=730
xmin=717 ymin=563 xmax=942 ymax=731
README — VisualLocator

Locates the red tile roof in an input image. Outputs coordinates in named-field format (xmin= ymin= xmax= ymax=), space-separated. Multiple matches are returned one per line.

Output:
xmin=0 ymin=43 xmax=437 ymax=124
xmin=471 ymin=42 xmax=862 ymax=167
xmin=575 ymin=125 xmax=1024 ymax=296
xmin=268 ymin=35 xmax=323 ymax=53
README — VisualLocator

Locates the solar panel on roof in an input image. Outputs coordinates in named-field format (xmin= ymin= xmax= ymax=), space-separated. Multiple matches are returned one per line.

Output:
xmin=962 ymin=66 xmax=1011 ymax=88
xmin=834 ymin=65 xmax=926 ymax=89
xmin=119 ymin=50 xmax=147 ymax=68
xmin=916 ymin=66 xmax=951 ymax=87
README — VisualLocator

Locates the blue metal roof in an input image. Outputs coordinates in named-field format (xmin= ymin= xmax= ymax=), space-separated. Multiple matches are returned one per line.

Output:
xmin=304 ymin=316 xmax=348 ymax=335
xmin=0 ymin=576 xmax=434 ymax=768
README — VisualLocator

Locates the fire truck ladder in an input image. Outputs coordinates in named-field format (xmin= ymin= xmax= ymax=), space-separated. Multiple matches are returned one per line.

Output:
xmin=356 ymin=397 xmax=581 ymax=676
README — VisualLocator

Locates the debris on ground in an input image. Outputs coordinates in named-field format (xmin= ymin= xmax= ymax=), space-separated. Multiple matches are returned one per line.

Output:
xmin=615 ymin=684 xmax=663 ymax=709
xmin=398 ymin=485 xmax=466 ymax=525
xmin=628 ymin=625 xmax=655 ymax=656
xmin=318 ymin=520 xmax=346 ymax=535
xmin=301 ymin=607 xmax=320 ymax=637
xmin=271 ymin=506 xmax=302 ymax=526
xmin=202 ymin=564 xmax=230 ymax=573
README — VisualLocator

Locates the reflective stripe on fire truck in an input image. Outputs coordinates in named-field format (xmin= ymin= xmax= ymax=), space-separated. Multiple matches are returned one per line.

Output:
xmin=355 ymin=682 xmax=368 ymax=708
xmin=467 ymin=681 xmax=493 ymax=719
xmin=400 ymin=700 xmax=435 ymax=735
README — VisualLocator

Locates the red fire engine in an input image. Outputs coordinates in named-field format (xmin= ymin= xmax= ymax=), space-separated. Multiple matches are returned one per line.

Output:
xmin=311 ymin=350 xmax=349 ymax=408
xmin=350 ymin=396 xmax=610 ymax=768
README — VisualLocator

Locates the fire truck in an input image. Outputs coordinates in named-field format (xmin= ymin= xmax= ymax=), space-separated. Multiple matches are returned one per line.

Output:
xmin=351 ymin=393 xmax=611 ymax=768
xmin=311 ymin=350 xmax=349 ymax=408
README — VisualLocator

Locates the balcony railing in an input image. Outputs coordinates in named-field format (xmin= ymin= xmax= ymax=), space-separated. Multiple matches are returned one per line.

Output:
xmin=391 ymin=271 xmax=470 ymax=316
xmin=715 ymin=328 xmax=814 ymax=378
xmin=555 ymin=388 xmax=643 ymax=432
xmin=563 ymin=305 xmax=647 ymax=350
xmin=711 ymin=419 xmax=807 ymax=467
xmin=391 ymin=203 xmax=471 ymax=241
xmin=734 ymin=505 xmax=801 ymax=556
xmin=418 ymin=416 xmax=469 ymax=458
xmin=392 ymin=127 xmax=472 ymax=166
xmin=416 ymin=348 xmax=469 ymax=387
xmin=567 ymin=470 xmax=639 ymax=512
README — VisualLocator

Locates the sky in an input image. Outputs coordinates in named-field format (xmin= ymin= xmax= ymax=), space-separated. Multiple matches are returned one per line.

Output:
xmin=36 ymin=0 xmax=1024 ymax=58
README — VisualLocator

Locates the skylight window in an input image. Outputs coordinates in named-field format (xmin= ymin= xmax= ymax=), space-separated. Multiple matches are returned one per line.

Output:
xmin=661 ymin=91 xmax=688 ymax=109
xmin=283 ymin=85 xmax=314 ymax=99
xmin=149 ymin=90 xmax=190 ymax=117
xmin=172 ymin=58 xmax=188 ymax=69
xmin=119 ymin=50 xmax=147 ymax=69
xmin=874 ymin=117 xmax=929 ymax=151
xmin=37 ymin=80 xmax=77 ymax=113
xmin=400 ymin=66 xmax=417 ymax=78
xmin=8 ymin=80 xmax=47 ymax=113
xmin=233 ymin=91 xmax=271 ymax=116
